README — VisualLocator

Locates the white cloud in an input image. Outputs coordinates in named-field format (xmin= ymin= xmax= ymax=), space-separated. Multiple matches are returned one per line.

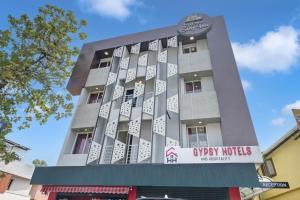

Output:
xmin=232 ymin=26 xmax=300 ymax=73
xmin=79 ymin=0 xmax=139 ymax=20
xmin=282 ymin=100 xmax=300 ymax=115
xmin=271 ymin=117 xmax=287 ymax=126
xmin=241 ymin=80 xmax=252 ymax=91
xmin=270 ymin=100 xmax=300 ymax=127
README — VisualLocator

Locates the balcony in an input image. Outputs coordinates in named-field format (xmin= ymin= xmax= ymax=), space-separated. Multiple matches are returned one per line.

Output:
xmin=71 ymin=103 xmax=100 ymax=129
xmin=85 ymin=67 xmax=110 ymax=87
xmin=179 ymin=50 xmax=212 ymax=75
xmin=180 ymin=91 xmax=220 ymax=121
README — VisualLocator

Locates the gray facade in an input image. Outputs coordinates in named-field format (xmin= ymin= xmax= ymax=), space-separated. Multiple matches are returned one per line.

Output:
xmin=56 ymin=13 xmax=258 ymax=167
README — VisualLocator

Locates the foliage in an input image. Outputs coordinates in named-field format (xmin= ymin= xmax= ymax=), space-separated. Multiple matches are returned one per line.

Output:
xmin=0 ymin=5 xmax=87 ymax=163
xmin=32 ymin=159 xmax=47 ymax=167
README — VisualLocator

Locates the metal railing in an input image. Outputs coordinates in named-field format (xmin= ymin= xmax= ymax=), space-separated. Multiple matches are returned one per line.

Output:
xmin=100 ymin=144 xmax=138 ymax=164
xmin=100 ymin=145 xmax=113 ymax=164
xmin=126 ymin=144 xmax=138 ymax=164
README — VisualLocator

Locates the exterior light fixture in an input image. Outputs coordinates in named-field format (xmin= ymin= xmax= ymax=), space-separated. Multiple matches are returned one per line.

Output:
xmin=104 ymin=51 xmax=109 ymax=55
xmin=198 ymin=121 xmax=202 ymax=124
xmin=193 ymin=74 xmax=198 ymax=77
xmin=84 ymin=128 xmax=88 ymax=131
xmin=190 ymin=36 xmax=194 ymax=40
xmin=95 ymin=87 xmax=99 ymax=90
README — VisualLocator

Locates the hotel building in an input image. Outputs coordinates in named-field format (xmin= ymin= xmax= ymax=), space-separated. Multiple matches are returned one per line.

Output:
xmin=31 ymin=13 xmax=263 ymax=200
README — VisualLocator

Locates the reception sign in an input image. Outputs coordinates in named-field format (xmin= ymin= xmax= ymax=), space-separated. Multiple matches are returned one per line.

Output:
xmin=164 ymin=146 xmax=263 ymax=164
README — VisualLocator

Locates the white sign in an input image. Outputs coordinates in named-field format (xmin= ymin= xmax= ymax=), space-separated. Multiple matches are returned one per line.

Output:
xmin=164 ymin=146 xmax=263 ymax=164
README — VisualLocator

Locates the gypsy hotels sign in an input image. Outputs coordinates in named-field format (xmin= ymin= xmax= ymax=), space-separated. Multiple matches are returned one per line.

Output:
xmin=164 ymin=146 xmax=263 ymax=164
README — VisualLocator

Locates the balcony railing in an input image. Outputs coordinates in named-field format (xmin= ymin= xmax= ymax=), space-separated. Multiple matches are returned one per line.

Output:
xmin=126 ymin=144 xmax=138 ymax=164
xmin=100 ymin=145 xmax=113 ymax=164
xmin=100 ymin=144 xmax=138 ymax=164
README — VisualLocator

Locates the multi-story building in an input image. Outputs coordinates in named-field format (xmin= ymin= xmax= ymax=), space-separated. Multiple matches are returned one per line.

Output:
xmin=31 ymin=13 xmax=263 ymax=200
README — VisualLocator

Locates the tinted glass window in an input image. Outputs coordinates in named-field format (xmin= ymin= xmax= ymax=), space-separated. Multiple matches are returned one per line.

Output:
xmin=185 ymin=82 xmax=193 ymax=93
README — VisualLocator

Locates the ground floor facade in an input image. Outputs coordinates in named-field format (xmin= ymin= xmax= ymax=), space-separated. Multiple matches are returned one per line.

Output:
xmin=31 ymin=164 xmax=260 ymax=200
xmin=45 ymin=186 xmax=242 ymax=200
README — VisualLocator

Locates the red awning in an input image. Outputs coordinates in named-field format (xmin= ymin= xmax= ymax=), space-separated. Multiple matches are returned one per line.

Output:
xmin=41 ymin=185 xmax=129 ymax=194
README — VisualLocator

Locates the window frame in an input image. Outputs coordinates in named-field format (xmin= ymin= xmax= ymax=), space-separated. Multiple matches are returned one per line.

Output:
xmin=72 ymin=132 xmax=93 ymax=154
xmin=7 ymin=178 xmax=14 ymax=190
xmin=262 ymin=158 xmax=277 ymax=177
xmin=124 ymin=88 xmax=137 ymax=107
xmin=182 ymin=43 xmax=197 ymax=54
xmin=87 ymin=91 xmax=104 ymax=104
xmin=187 ymin=125 xmax=207 ymax=147
xmin=90 ymin=57 xmax=112 ymax=69
xmin=184 ymin=80 xmax=202 ymax=94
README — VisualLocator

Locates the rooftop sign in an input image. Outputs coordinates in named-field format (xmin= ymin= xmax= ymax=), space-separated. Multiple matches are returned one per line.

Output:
xmin=164 ymin=146 xmax=263 ymax=164
xmin=177 ymin=13 xmax=213 ymax=36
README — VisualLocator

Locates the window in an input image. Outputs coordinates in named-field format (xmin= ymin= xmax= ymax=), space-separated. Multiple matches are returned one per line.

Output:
xmin=117 ymin=131 xmax=135 ymax=164
xmin=124 ymin=89 xmax=137 ymax=107
xmin=7 ymin=179 xmax=14 ymax=190
xmin=185 ymin=80 xmax=201 ymax=93
xmin=187 ymin=126 xmax=207 ymax=147
xmin=183 ymin=44 xmax=197 ymax=54
xmin=87 ymin=92 xmax=103 ymax=104
xmin=262 ymin=158 xmax=277 ymax=177
xmin=99 ymin=60 xmax=111 ymax=68
xmin=90 ymin=57 xmax=111 ymax=69
xmin=72 ymin=133 xmax=92 ymax=154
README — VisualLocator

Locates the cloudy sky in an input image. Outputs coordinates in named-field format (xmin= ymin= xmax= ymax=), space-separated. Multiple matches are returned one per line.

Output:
xmin=1 ymin=0 xmax=300 ymax=165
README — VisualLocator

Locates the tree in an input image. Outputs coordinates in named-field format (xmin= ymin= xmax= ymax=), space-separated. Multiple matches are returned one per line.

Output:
xmin=32 ymin=159 xmax=47 ymax=167
xmin=0 ymin=5 xmax=87 ymax=163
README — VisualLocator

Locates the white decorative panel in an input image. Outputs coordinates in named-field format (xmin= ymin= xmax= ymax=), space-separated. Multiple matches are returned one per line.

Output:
xmin=133 ymin=82 xmax=144 ymax=98
xmin=131 ymin=43 xmax=140 ymax=54
xmin=112 ymin=85 xmax=124 ymax=100
xmin=125 ymin=68 xmax=136 ymax=83
xmin=128 ymin=117 xmax=141 ymax=138
xmin=106 ymin=72 xmax=117 ymax=86
xmin=146 ymin=65 xmax=156 ymax=80
xmin=143 ymin=97 xmax=154 ymax=115
xmin=149 ymin=40 xmax=158 ymax=51
xmin=167 ymin=63 xmax=177 ymax=77
xmin=87 ymin=141 xmax=101 ymax=164
xmin=138 ymin=53 xmax=148 ymax=66
xmin=111 ymin=140 xmax=126 ymax=163
xmin=155 ymin=80 xmax=166 ymax=96
xmin=167 ymin=36 xmax=178 ymax=47
xmin=158 ymin=50 xmax=167 ymax=63
xmin=167 ymin=94 xmax=178 ymax=113
xmin=99 ymin=101 xmax=111 ymax=119
xmin=105 ymin=119 xmax=118 ymax=139
xmin=120 ymin=57 xmax=130 ymax=69
xmin=138 ymin=138 xmax=151 ymax=162
xmin=120 ymin=99 xmax=132 ymax=117
xmin=113 ymin=46 xmax=123 ymax=57
xmin=166 ymin=137 xmax=180 ymax=147
xmin=153 ymin=115 xmax=166 ymax=136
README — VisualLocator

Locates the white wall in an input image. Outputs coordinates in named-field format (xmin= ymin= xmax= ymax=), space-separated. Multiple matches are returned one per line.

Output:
xmin=57 ymin=154 xmax=88 ymax=166
xmin=8 ymin=176 xmax=31 ymax=193
xmin=0 ymin=161 xmax=34 ymax=180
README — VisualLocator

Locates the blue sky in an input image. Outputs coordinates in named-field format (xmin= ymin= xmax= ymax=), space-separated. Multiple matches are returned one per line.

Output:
xmin=1 ymin=0 xmax=300 ymax=165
